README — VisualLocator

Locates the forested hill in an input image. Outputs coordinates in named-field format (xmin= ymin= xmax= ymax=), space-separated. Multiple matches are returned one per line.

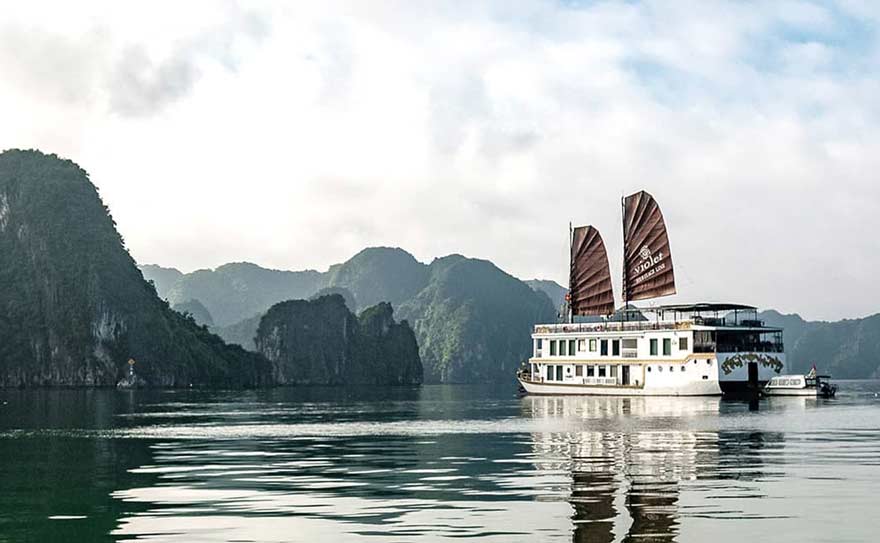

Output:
xmin=0 ymin=149 xmax=271 ymax=387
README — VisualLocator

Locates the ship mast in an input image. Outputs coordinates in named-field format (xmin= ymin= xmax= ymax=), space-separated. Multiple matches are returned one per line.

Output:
xmin=621 ymin=195 xmax=628 ymax=320
xmin=568 ymin=221 xmax=573 ymax=324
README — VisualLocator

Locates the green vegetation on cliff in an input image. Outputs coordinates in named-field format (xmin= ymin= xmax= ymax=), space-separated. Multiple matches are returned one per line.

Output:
xmin=0 ymin=150 xmax=271 ymax=387
xmin=255 ymin=294 xmax=422 ymax=385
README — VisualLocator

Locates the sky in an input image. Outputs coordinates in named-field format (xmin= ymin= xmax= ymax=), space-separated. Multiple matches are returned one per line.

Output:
xmin=2 ymin=0 xmax=880 ymax=321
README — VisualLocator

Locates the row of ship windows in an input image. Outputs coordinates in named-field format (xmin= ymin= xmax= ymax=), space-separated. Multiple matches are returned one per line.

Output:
xmin=536 ymin=359 xmax=714 ymax=380
xmin=536 ymin=337 xmax=688 ymax=357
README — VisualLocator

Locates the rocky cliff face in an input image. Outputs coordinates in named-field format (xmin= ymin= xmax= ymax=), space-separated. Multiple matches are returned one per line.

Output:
xmin=0 ymin=150 xmax=271 ymax=388
xmin=255 ymin=295 xmax=422 ymax=385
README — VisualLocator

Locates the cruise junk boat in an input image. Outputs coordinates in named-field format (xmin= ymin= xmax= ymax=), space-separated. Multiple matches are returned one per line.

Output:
xmin=517 ymin=190 xmax=785 ymax=397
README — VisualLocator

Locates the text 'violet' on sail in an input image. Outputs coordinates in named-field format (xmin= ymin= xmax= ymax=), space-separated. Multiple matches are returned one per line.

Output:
xmin=623 ymin=190 xmax=676 ymax=301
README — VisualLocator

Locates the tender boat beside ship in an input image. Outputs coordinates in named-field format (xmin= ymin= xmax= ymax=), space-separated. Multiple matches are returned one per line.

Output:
xmin=517 ymin=190 xmax=787 ymax=397
xmin=764 ymin=372 xmax=837 ymax=398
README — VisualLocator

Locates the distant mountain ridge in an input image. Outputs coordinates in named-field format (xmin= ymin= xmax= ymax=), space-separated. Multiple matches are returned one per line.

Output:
xmin=759 ymin=310 xmax=880 ymax=378
xmin=144 ymin=249 xmax=556 ymax=384
xmin=525 ymin=279 xmax=566 ymax=310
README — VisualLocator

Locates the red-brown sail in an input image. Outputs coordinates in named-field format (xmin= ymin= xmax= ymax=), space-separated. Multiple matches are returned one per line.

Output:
xmin=569 ymin=225 xmax=615 ymax=316
xmin=623 ymin=191 xmax=676 ymax=301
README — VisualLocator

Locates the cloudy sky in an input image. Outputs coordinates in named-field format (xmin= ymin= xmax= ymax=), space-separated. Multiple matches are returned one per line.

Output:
xmin=2 ymin=1 xmax=879 ymax=320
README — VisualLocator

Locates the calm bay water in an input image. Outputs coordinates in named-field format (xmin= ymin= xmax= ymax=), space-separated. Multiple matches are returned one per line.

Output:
xmin=1 ymin=382 xmax=879 ymax=542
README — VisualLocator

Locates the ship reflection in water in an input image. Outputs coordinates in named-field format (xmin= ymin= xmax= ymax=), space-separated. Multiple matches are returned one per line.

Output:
xmin=522 ymin=396 xmax=783 ymax=542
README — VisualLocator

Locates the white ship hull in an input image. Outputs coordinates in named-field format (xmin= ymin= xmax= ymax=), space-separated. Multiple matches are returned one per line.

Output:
xmin=517 ymin=376 xmax=722 ymax=396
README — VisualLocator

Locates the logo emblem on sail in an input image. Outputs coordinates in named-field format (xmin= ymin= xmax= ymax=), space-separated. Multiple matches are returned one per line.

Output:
xmin=623 ymin=191 xmax=676 ymax=301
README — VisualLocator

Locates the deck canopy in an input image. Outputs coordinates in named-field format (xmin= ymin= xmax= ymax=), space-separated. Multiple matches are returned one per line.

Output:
xmin=652 ymin=302 xmax=770 ymax=327
xmin=655 ymin=303 xmax=757 ymax=313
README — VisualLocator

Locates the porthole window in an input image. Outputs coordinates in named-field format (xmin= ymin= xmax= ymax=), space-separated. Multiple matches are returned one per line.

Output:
xmin=669 ymin=366 xmax=674 ymax=372
xmin=647 ymin=366 xmax=652 ymax=372
xmin=658 ymin=366 xmax=663 ymax=372
xmin=680 ymin=366 xmax=686 ymax=372
xmin=707 ymin=360 xmax=712 ymax=365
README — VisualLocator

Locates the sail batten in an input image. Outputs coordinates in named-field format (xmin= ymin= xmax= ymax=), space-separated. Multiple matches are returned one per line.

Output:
xmin=569 ymin=225 xmax=615 ymax=316
xmin=623 ymin=191 xmax=676 ymax=302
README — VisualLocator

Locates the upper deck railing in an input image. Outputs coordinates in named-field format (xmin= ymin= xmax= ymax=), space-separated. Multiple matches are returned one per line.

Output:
xmin=534 ymin=316 xmax=772 ymax=335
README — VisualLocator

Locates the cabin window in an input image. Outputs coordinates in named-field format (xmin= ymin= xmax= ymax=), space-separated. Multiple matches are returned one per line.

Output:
xmin=679 ymin=337 xmax=688 ymax=351
xmin=587 ymin=366 xmax=595 ymax=377
xmin=669 ymin=366 xmax=674 ymax=372
xmin=536 ymin=339 xmax=543 ymax=355
xmin=546 ymin=366 xmax=553 ymax=381
xmin=647 ymin=366 xmax=652 ymax=372
xmin=612 ymin=340 xmax=620 ymax=356
xmin=560 ymin=340 xmax=567 ymax=356
xmin=575 ymin=365 xmax=583 ymax=377
xmin=589 ymin=339 xmax=597 ymax=352
xmin=658 ymin=366 xmax=663 ymax=372
xmin=610 ymin=366 xmax=618 ymax=378
xmin=578 ymin=339 xmax=586 ymax=352
xmin=680 ymin=366 xmax=686 ymax=372
xmin=550 ymin=341 xmax=557 ymax=356
xmin=600 ymin=340 xmax=608 ymax=356
xmin=556 ymin=366 xmax=563 ymax=381
xmin=622 ymin=338 xmax=637 ymax=349
xmin=569 ymin=340 xmax=576 ymax=356
xmin=650 ymin=339 xmax=658 ymax=356
xmin=663 ymin=338 xmax=672 ymax=356
xmin=566 ymin=366 xmax=571 ymax=374
xmin=598 ymin=367 xmax=606 ymax=377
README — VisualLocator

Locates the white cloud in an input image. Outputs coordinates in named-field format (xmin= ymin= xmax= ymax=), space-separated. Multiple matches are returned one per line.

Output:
xmin=2 ymin=0 xmax=880 ymax=320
